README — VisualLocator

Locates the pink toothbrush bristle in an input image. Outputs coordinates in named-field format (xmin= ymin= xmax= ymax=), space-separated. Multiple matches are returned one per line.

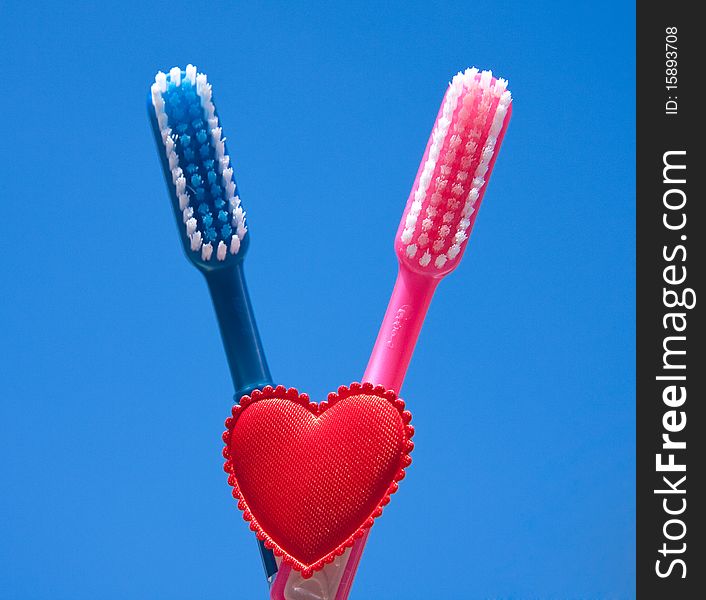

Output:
xmin=396 ymin=68 xmax=512 ymax=275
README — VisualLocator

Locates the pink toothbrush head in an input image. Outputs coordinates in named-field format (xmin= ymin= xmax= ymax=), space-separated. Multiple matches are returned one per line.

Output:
xmin=396 ymin=68 xmax=512 ymax=277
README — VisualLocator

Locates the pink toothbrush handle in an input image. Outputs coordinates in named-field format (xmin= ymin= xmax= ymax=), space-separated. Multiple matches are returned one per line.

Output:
xmin=333 ymin=267 xmax=437 ymax=600
xmin=271 ymin=267 xmax=437 ymax=600
xmin=362 ymin=266 xmax=438 ymax=393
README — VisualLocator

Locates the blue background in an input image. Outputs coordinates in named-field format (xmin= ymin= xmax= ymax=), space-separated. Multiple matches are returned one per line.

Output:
xmin=0 ymin=1 xmax=635 ymax=598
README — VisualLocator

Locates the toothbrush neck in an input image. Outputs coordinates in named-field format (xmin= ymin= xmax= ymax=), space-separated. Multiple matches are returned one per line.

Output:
xmin=203 ymin=263 xmax=273 ymax=399
xmin=363 ymin=266 xmax=440 ymax=393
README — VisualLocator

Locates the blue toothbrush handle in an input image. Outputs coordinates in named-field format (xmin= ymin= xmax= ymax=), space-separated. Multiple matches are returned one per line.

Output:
xmin=204 ymin=263 xmax=272 ymax=397
xmin=204 ymin=263 xmax=278 ymax=582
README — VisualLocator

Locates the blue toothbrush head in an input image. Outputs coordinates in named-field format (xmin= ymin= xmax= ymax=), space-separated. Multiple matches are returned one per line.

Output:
xmin=149 ymin=65 xmax=249 ymax=271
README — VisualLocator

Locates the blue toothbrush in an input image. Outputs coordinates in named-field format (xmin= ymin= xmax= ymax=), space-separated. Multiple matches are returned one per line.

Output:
xmin=147 ymin=64 xmax=278 ymax=584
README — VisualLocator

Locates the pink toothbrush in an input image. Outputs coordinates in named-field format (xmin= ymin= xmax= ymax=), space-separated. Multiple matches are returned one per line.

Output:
xmin=271 ymin=67 xmax=512 ymax=600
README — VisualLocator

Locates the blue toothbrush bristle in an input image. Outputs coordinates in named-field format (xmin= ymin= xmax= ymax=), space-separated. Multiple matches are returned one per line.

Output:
xmin=151 ymin=65 xmax=247 ymax=262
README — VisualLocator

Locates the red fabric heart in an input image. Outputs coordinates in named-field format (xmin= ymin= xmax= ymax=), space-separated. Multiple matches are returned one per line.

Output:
xmin=222 ymin=383 xmax=414 ymax=577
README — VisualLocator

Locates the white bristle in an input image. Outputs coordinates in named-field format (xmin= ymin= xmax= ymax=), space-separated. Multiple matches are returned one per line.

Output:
xmin=155 ymin=71 xmax=167 ymax=92
xmin=169 ymin=67 xmax=181 ymax=86
xmin=461 ymin=202 xmax=475 ymax=218
xmin=157 ymin=113 xmax=168 ymax=130
xmin=201 ymin=242 xmax=213 ymax=261
xmin=230 ymin=235 xmax=240 ymax=255
xmin=493 ymin=101 xmax=509 ymax=122
xmin=186 ymin=217 xmax=197 ymax=236
xmin=171 ymin=167 xmax=182 ymax=185
xmin=151 ymin=85 xmax=164 ymax=110
xmin=222 ymin=167 xmax=233 ymax=185
xmin=190 ymin=231 xmax=203 ymax=252
xmin=453 ymin=231 xmax=468 ymax=245
xmin=489 ymin=108 xmax=509 ymax=137
xmin=405 ymin=209 xmax=419 ymax=229
xmin=176 ymin=175 xmax=186 ymax=195
xmin=464 ymin=67 xmax=479 ymax=80
xmin=479 ymin=70 xmax=492 ymax=87
xmin=200 ymin=83 xmax=212 ymax=104
xmin=178 ymin=193 xmax=189 ymax=211
xmin=235 ymin=216 xmax=247 ymax=239
xmin=217 ymin=241 xmax=227 ymax=261
xmin=182 ymin=206 xmax=193 ymax=224
xmin=185 ymin=64 xmax=197 ymax=86
xmin=419 ymin=251 xmax=432 ymax=267
xmin=434 ymin=255 xmax=447 ymax=269
xmin=168 ymin=152 xmax=179 ymax=170
xmin=447 ymin=244 xmax=461 ymax=260
xmin=214 ymin=139 xmax=225 ymax=159
xmin=195 ymin=73 xmax=207 ymax=94
xmin=406 ymin=244 xmax=418 ymax=257
xmin=237 ymin=222 xmax=247 ymax=239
